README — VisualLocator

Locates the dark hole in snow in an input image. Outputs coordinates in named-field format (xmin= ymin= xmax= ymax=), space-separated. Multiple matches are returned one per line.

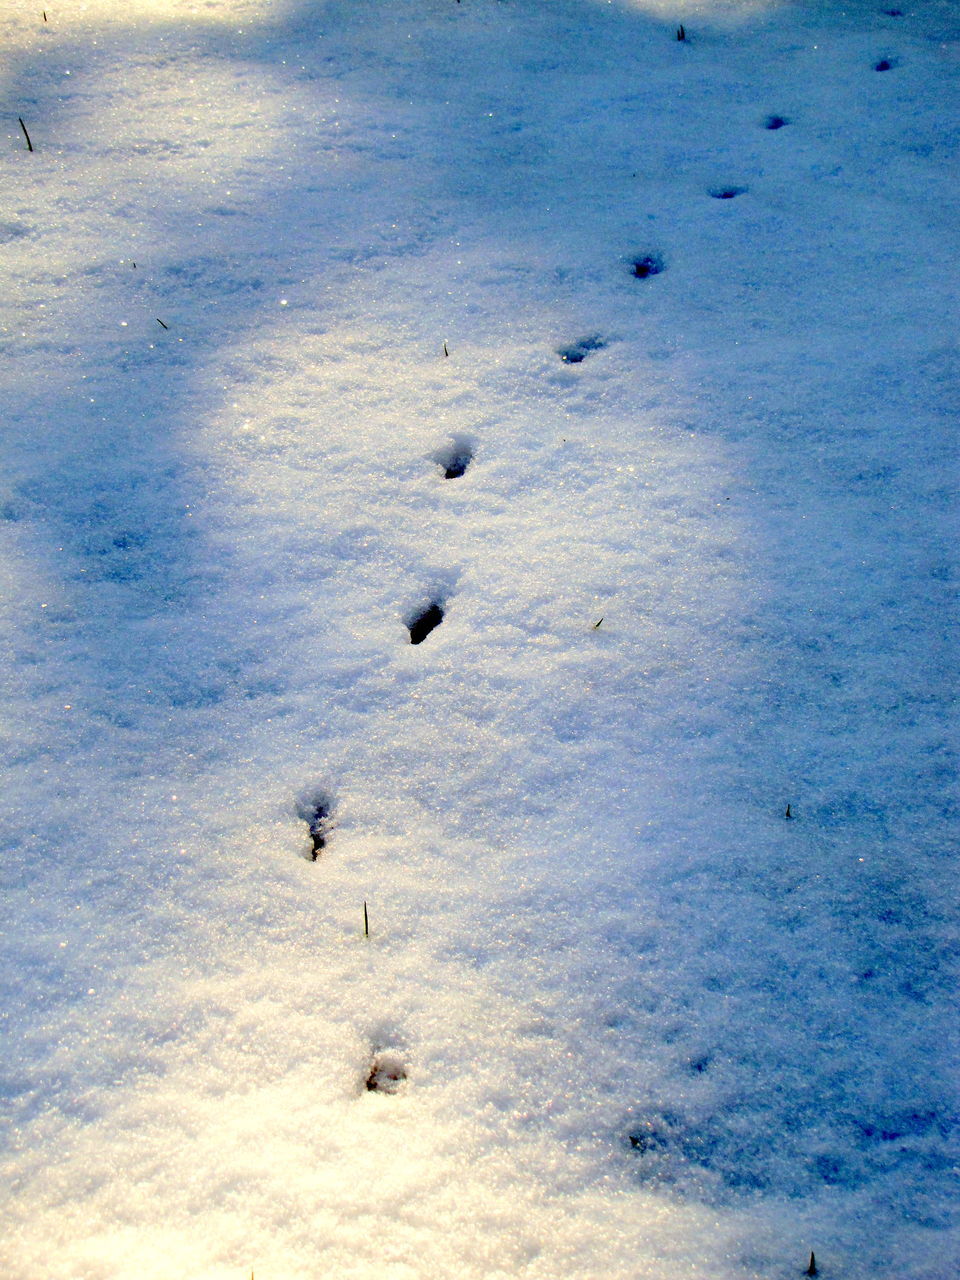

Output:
xmin=295 ymin=793 xmax=334 ymax=861
xmin=0 ymin=222 xmax=31 ymax=244
xmin=709 ymin=186 xmax=747 ymax=200
xmin=366 ymin=1051 xmax=407 ymax=1094
xmin=882 ymin=7 xmax=903 ymax=13
xmin=859 ymin=1111 xmax=938 ymax=1143
xmin=627 ymin=1122 xmax=669 ymax=1155
xmin=409 ymin=602 xmax=444 ymax=644
xmin=764 ymin=115 xmax=788 ymax=130
xmin=557 ymin=335 xmax=606 ymax=363
xmin=434 ymin=437 xmax=474 ymax=479
xmin=112 ymin=532 xmax=139 ymax=550
xmin=631 ymin=254 xmax=664 ymax=279
xmin=814 ymin=1154 xmax=847 ymax=1185
xmin=875 ymin=58 xmax=894 ymax=70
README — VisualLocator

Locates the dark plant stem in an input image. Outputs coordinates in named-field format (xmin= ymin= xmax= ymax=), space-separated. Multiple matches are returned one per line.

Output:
xmin=804 ymin=1252 xmax=817 ymax=1277
xmin=363 ymin=901 xmax=369 ymax=938
xmin=18 ymin=117 xmax=33 ymax=152
xmin=156 ymin=318 xmax=169 ymax=329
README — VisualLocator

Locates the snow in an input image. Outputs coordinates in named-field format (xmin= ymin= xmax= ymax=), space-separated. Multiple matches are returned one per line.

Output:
xmin=1 ymin=0 xmax=958 ymax=1276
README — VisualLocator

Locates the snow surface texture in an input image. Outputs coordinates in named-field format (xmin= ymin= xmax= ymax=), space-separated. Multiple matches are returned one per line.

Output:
xmin=1 ymin=0 xmax=958 ymax=1276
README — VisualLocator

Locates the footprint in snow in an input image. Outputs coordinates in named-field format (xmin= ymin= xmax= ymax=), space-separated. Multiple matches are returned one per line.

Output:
xmin=408 ymin=600 xmax=444 ymax=644
xmin=709 ymin=185 xmax=747 ymax=200
xmin=764 ymin=115 xmax=789 ymax=130
xmin=295 ymin=790 xmax=335 ymax=861
xmin=557 ymin=335 xmax=606 ymax=363
xmin=630 ymin=253 xmax=665 ymax=279
xmin=627 ymin=1121 xmax=670 ymax=1155
xmin=433 ymin=436 xmax=474 ymax=479
xmin=365 ymin=1049 xmax=407 ymax=1094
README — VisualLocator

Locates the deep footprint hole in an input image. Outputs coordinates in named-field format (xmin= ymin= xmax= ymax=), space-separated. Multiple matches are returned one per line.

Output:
xmin=366 ymin=1050 xmax=407 ymax=1094
xmin=764 ymin=114 xmax=789 ymax=130
xmin=630 ymin=253 xmax=665 ymax=279
xmin=709 ymin=185 xmax=747 ymax=200
xmin=408 ymin=601 xmax=444 ymax=644
xmin=875 ymin=57 xmax=896 ymax=70
xmin=295 ymin=791 xmax=335 ymax=861
xmin=433 ymin=435 xmax=474 ymax=479
xmin=557 ymin=335 xmax=606 ymax=363
xmin=627 ymin=1121 xmax=671 ymax=1156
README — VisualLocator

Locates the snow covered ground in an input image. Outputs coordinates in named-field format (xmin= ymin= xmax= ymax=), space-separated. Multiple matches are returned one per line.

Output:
xmin=1 ymin=0 xmax=957 ymax=1275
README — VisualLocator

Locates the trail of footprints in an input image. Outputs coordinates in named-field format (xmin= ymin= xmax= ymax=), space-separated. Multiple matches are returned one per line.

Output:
xmin=293 ymin=435 xmax=475 ymax=1095
xmin=291 ymin=23 xmax=903 ymax=1139
xmin=295 ymin=791 xmax=411 ymax=1090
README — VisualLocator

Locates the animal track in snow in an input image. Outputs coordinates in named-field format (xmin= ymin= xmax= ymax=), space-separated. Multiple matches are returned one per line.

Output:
xmin=764 ymin=115 xmax=789 ymax=130
xmin=408 ymin=601 xmax=444 ymax=644
xmin=295 ymin=790 xmax=335 ymax=860
xmin=627 ymin=1121 xmax=670 ymax=1155
xmin=365 ymin=1049 xmax=407 ymax=1094
xmin=630 ymin=254 xmax=665 ymax=279
xmin=433 ymin=436 xmax=474 ymax=479
xmin=874 ymin=57 xmax=897 ymax=70
xmin=709 ymin=186 xmax=747 ymax=200
xmin=557 ymin=335 xmax=606 ymax=363
xmin=0 ymin=221 xmax=30 ymax=244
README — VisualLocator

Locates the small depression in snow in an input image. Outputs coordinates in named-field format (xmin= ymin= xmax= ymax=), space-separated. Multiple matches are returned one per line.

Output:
xmin=366 ymin=1051 xmax=407 ymax=1094
xmin=764 ymin=115 xmax=789 ymax=130
xmin=433 ymin=437 xmax=474 ymax=479
xmin=709 ymin=186 xmax=748 ymax=200
xmin=624 ymin=1095 xmax=955 ymax=1199
xmin=408 ymin=601 xmax=444 ymax=644
xmin=295 ymin=791 xmax=335 ymax=861
xmin=630 ymin=254 xmax=665 ymax=279
xmin=0 ymin=221 xmax=31 ymax=244
xmin=557 ymin=335 xmax=606 ymax=363
xmin=628 ymin=1122 xmax=670 ymax=1156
